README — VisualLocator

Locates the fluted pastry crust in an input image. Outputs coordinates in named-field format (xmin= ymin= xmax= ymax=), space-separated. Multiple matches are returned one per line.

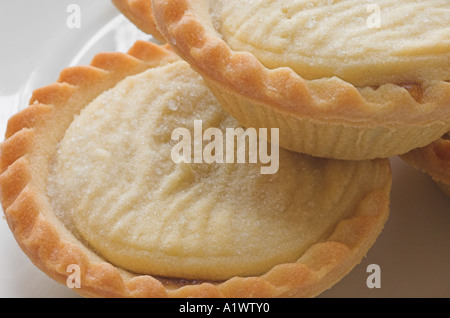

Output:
xmin=149 ymin=0 xmax=450 ymax=160
xmin=0 ymin=41 xmax=391 ymax=298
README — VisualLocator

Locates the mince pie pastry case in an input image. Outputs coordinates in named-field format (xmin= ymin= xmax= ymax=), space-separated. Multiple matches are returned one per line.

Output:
xmin=0 ymin=1 xmax=448 ymax=298
xmin=149 ymin=0 xmax=450 ymax=160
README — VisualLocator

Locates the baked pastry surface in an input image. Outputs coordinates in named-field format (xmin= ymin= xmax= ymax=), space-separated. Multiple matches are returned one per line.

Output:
xmin=401 ymin=133 xmax=450 ymax=197
xmin=0 ymin=41 xmax=391 ymax=297
xmin=49 ymin=60 xmax=390 ymax=282
xmin=149 ymin=0 xmax=450 ymax=160
xmin=112 ymin=0 xmax=165 ymax=42
xmin=209 ymin=0 xmax=449 ymax=87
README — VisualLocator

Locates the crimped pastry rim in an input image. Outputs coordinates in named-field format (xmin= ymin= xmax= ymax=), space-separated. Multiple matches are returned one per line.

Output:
xmin=150 ymin=0 xmax=450 ymax=125
xmin=0 ymin=41 xmax=391 ymax=298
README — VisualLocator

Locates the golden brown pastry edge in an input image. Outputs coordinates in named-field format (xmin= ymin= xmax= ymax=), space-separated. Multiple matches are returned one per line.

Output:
xmin=0 ymin=40 xmax=392 ymax=298
xmin=149 ymin=0 xmax=450 ymax=160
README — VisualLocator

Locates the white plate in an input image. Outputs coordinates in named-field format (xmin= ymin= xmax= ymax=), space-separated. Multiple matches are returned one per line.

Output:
xmin=0 ymin=0 xmax=448 ymax=298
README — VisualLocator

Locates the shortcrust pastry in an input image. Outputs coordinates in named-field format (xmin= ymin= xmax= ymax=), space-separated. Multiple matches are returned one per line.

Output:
xmin=0 ymin=41 xmax=391 ymax=297
xmin=150 ymin=0 xmax=450 ymax=160
xmin=401 ymin=133 xmax=450 ymax=197
xmin=112 ymin=0 xmax=165 ymax=42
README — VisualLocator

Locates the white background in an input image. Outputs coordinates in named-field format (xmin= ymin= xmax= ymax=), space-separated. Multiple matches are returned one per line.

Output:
xmin=0 ymin=0 xmax=448 ymax=298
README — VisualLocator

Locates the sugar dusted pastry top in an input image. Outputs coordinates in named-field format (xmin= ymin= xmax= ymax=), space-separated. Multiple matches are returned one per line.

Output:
xmin=48 ymin=61 xmax=390 ymax=281
xmin=0 ymin=40 xmax=392 ymax=297
xmin=210 ymin=0 xmax=450 ymax=86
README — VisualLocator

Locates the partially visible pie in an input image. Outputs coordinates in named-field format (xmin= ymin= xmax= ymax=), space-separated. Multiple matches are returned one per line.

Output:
xmin=113 ymin=0 xmax=165 ymax=42
xmin=148 ymin=0 xmax=450 ymax=160
xmin=0 ymin=41 xmax=391 ymax=297
xmin=401 ymin=133 xmax=450 ymax=197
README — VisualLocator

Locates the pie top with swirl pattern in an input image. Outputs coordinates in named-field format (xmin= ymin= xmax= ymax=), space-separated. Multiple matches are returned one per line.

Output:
xmin=0 ymin=41 xmax=391 ymax=297
xmin=48 ymin=60 xmax=391 ymax=281
xmin=210 ymin=0 xmax=449 ymax=87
